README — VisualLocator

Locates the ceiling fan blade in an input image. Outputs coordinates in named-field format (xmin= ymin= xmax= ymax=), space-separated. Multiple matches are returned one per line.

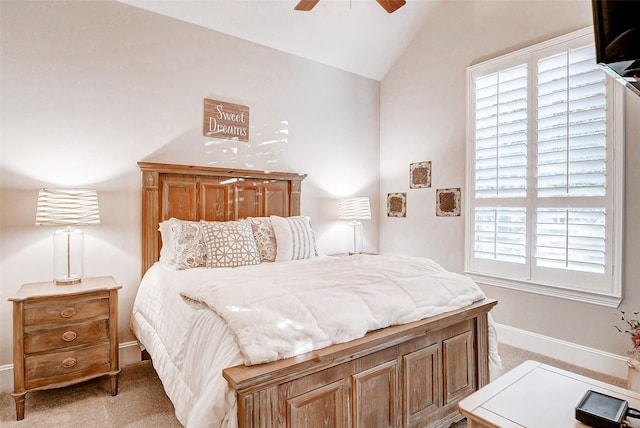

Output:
xmin=294 ymin=0 xmax=320 ymax=11
xmin=376 ymin=0 xmax=406 ymax=13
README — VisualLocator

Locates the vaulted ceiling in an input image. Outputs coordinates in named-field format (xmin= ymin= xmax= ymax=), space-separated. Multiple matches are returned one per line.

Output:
xmin=118 ymin=0 xmax=438 ymax=81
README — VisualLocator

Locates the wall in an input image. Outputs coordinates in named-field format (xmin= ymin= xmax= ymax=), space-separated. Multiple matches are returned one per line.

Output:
xmin=0 ymin=0 xmax=381 ymax=383
xmin=380 ymin=0 xmax=640 ymax=360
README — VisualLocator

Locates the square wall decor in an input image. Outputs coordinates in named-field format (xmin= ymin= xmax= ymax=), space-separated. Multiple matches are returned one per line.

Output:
xmin=410 ymin=161 xmax=431 ymax=189
xmin=436 ymin=188 xmax=461 ymax=217
xmin=387 ymin=193 xmax=407 ymax=217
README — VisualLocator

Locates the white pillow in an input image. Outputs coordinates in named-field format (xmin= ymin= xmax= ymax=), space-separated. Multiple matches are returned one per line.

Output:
xmin=158 ymin=221 xmax=176 ymax=264
xmin=270 ymin=215 xmax=318 ymax=262
xmin=200 ymin=220 xmax=261 ymax=268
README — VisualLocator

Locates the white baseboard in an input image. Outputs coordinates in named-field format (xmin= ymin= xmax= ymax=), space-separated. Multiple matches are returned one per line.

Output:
xmin=119 ymin=340 xmax=145 ymax=366
xmin=0 ymin=341 xmax=143 ymax=394
xmin=0 ymin=364 xmax=12 ymax=395
xmin=0 ymin=328 xmax=631 ymax=393
xmin=496 ymin=322 xmax=630 ymax=380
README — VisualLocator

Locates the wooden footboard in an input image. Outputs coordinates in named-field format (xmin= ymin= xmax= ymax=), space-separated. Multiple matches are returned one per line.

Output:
xmin=223 ymin=298 xmax=497 ymax=428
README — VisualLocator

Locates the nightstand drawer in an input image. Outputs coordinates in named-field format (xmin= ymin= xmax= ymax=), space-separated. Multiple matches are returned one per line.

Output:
xmin=24 ymin=343 xmax=111 ymax=390
xmin=24 ymin=297 xmax=109 ymax=327
xmin=24 ymin=319 xmax=110 ymax=354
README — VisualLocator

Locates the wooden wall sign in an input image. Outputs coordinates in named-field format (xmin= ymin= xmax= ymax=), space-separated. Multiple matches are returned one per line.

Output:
xmin=203 ymin=99 xmax=249 ymax=142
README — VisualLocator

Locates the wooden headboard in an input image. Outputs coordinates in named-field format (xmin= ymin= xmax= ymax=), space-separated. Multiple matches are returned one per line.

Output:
xmin=138 ymin=162 xmax=307 ymax=276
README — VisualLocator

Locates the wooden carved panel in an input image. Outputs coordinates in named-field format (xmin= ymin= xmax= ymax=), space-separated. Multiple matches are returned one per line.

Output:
xmin=199 ymin=180 xmax=228 ymax=221
xmin=237 ymin=385 xmax=278 ymax=428
xmin=442 ymin=330 xmax=474 ymax=405
xmin=286 ymin=380 xmax=346 ymax=428
xmin=352 ymin=360 xmax=397 ymax=428
xmin=232 ymin=182 xmax=261 ymax=219
xmin=162 ymin=177 xmax=197 ymax=221
xmin=476 ymin=314 xmax=491 ymax=387
xmin=290 ymin=181 xmax=302 ymax=216
xmin=403 ymin=344 xmax=439 ymax=427
xmin=263 ymin=181 xmax=289 ymax=217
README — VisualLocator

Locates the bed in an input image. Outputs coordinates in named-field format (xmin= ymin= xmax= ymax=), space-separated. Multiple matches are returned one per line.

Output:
xmin=131 ymin=162 xmax=499 ymax=428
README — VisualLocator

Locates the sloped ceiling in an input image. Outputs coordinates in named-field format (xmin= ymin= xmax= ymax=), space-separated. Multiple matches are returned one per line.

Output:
xmin=118 ymin=0 xmax=438 ymax=81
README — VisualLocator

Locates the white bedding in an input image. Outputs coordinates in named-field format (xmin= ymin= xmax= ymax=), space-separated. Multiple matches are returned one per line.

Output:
xmin=180 ymin=254 xmax=487 ymax=365
xmin=131 ymin=263 xmax=242 ymax=427
xmin=131 ymin=254 xmax=501 ymax=427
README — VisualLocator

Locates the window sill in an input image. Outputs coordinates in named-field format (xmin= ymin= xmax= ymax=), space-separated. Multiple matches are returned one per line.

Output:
xmin=466 ymin=271 xmax=622 ymax=308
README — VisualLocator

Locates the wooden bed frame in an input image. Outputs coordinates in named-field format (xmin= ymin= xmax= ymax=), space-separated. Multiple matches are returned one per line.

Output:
xmin=138 ymin=161 xmax=497 ymax=428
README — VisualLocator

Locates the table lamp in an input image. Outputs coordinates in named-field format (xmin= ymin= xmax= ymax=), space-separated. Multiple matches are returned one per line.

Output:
xmin=36 ymin=188 xmax=100 ymax=285
xmin=338 ymin=196 xmax=371 ymax=254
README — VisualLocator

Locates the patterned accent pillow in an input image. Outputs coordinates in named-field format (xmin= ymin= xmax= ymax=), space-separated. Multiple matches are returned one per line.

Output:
xmin=270 ymin=215 xmax=318 ymax=262
xmin=248 ymin=217 xmax=277 ymax=262
xmin=169 ymin=218 xmax=207 ymax=270
xmin=201 ymin=220 xmax=261 ymax=268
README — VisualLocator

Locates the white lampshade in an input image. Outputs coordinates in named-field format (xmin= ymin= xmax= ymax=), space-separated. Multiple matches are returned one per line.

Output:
xmin=338 ymin=197 xmax=371 ymax=254
xmin=337 ymin=197 xmax=371 ymax=220
xmin=36 ymin=188 xmax=101 ymax=226
xmin=36 ymin=188 xmax=100 ymax=285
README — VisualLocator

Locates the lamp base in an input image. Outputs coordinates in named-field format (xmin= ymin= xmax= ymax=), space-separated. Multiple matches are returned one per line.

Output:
xmin=53 ymin=227 xmax=84 ymax=286
xmin=348 ymin=220 xmax=363 ymax=255
xmin=55 ymin=276 xmax=82 ymax=286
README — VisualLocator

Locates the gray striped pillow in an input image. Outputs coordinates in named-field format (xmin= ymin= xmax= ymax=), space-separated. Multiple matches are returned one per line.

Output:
xmin=270 ymin=216 xmax=318 ymax=262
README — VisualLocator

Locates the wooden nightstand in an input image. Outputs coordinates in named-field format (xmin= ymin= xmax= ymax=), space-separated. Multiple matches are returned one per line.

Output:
xmin=8 ymin=276 xmax=121 ymax=420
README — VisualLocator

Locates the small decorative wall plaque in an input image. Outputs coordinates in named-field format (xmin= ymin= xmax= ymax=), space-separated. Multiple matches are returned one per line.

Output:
xmin=387 ymin=193 xmax=407 ymax=217
xmin=436 ymin=188 xmax=461 ymax=217
xmin=203 ymin=98 xmax=250 ymax=142
xmin=410 ymin=161 xmax=432 ymax=189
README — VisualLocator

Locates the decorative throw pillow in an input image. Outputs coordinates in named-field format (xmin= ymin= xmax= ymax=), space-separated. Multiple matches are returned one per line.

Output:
xmin=248 ymin=217 xmax=277 ymax=262
xmin=158 ymin=220 xmax=176 ymax=264
xmin=270 ymin=215 xmax=318 ymax=262
xmin=169 ymin=218 xmax=207 ymax=270
xmin=200 ymin=220 xmax=261 ymax=268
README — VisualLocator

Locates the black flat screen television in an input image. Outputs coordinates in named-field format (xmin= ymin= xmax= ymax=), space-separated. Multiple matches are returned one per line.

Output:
xmin=591 ymin=0 xmax=640 ymax=96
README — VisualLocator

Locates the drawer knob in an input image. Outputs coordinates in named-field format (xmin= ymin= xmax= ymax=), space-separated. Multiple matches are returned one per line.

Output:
xmin=61 ymin=357 xmax=77 ymax=368
xmin=61 ymin=331 xmax=77 ymax=342
xmin=60 ymin=307 xmax=76 ymax=318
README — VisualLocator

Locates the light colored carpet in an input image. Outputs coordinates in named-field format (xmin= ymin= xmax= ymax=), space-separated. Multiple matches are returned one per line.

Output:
xmin=0 ymin=360 xmax=182 ymax=427
xmin=0 ymin=344 xmax=627 ymax=427
xmin=498 ymin=343 xmax=626 ymax=388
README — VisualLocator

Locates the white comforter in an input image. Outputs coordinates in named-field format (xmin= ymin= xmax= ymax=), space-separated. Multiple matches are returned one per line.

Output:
xmin=180 ymin=254 xmax=487 ymax=365
xmin=131 ymin=254 xmax=500 ymax=427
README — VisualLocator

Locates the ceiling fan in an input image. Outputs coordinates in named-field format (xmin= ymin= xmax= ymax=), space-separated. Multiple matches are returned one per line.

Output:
xmin=294 ymin=0 xmax=406 ymax=14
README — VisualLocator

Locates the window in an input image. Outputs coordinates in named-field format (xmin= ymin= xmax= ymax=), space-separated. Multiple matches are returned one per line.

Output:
xmin=465 ymin=28 xmax=624 ymax=307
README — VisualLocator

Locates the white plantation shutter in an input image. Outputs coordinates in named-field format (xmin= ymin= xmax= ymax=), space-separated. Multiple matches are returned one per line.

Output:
xmin=474 ymin=65 xmax=528 ymax=198
xmin=471 ymin=63 xmax=530 ymax=274
xmin=474 ymin=207 xmax=527 ymax=264
xmin=536 ymin=45 xmax=607 ymax=198
xmin=465 ymin=28 xmax=624 ymax=306
xmin=534 ymin=44 xmax=608 ymax=275
xmin=535 ymin=208 xmax=606 ymax=273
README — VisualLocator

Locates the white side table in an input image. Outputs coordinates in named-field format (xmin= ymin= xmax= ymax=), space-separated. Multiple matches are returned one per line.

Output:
xmin=459 ymin=360 xmax=640 ymax=427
